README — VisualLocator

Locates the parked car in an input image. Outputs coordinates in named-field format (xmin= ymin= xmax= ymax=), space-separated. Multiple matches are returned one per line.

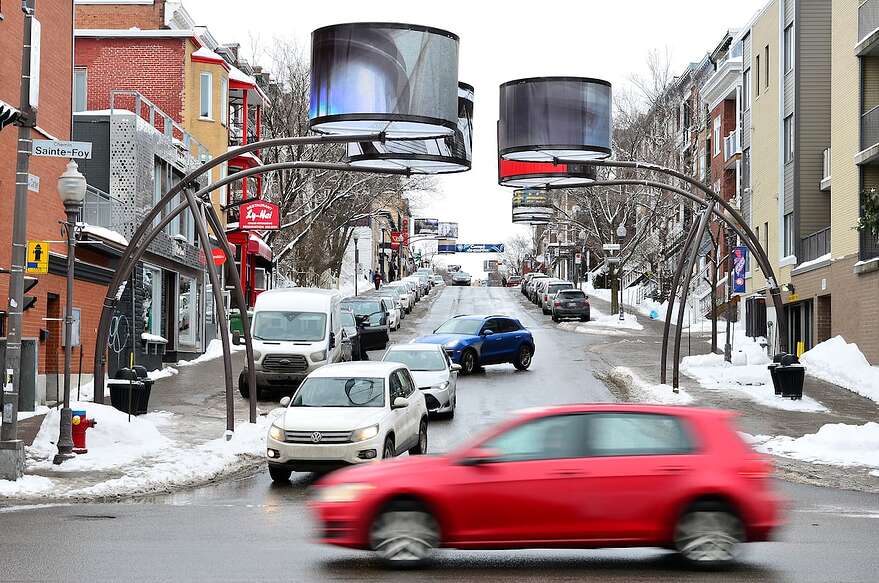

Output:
xmin=265 ymin=362 xmax=429 ymax=482
xmin=530 ymin=277 xmax=556 ymax=304
xmin=393 ymin=279 xmax=419 ymax=306
xmin=414 ymin=315 xmax=534 ymax=375
xmin=525 ymin=273 xmax=549 ymax=300
xmin=341 ymin=297 xmax=390 ymax=351
xmin=339 ymin=309 xmax=366 ymax=361
xmin=310 ymin=404 xmax=783 ymax=569
xmin=506 ymin=275 xmax=523 ymax=287
xmin=522 ymin=272 xmax=547 ymax=296
xmin=451 ymin=271 xmax=472 ymax=286
xmin=379 ymin=297 xmax=401 ymax=332
xmin=540 ymin=281 xmax=576 ymax=314
xmin=404 ymin=276 xmax=426 ymax=299
xmin=431 ymin=275 xmax=445 ymax=286
xmin=374 ymin=287 xmax=406 ymax=320
xmin=382 ymin=343 xmax=460 ymax=417
xmin=381 ymin=284 xmax=412 ymax=313
xmin=235 ymin=288 xmax=344 ymax=399
xmin=551 ymin=289 xmax=591 ymax=322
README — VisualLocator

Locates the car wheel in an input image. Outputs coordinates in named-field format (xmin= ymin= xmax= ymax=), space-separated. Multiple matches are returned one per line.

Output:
xmin=268 ymin=465 xmax=291 ymax=483
xmin=513 ymin=345 xmax=533 ymax=371
xmin=238 ymin=370 xmax=249 ymax=399
xmin=369 ymin=499 xmax=440 ymax=568
xmin=552 ymin=314 xmax=559 ymax=322
xmin=580 ymin=314 xmax=589 ymax=322
xmin=460 ymin=349 xmax=478 ymax=375
xmin=409 ymin=419 xmax=428 ymax=455
xmin=382 ymin=437 xmax=395 ymax=460
xmin=674 ymin=501 xmax=744 ymax=569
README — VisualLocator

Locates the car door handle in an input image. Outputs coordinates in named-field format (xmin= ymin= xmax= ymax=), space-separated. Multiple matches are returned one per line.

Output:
xmin=551 ymin=469 xmax=587 ymax=478
xmin=657 ymin=466 xmax=690 ymax=474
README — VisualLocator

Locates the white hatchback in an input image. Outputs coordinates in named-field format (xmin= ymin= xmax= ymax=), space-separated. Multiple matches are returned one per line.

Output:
xmin=382 ymin=343 xmax=459 ymax=417
xmin=265 ymin=362 xmax=429 ymax=482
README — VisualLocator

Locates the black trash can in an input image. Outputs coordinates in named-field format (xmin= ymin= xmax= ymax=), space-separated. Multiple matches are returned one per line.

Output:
xmin=775 ymin=365 xmax=805 ymax=400
xmin=108 ymin=367 xmax=153 ymax=415
xmin=768 ymin=363 xmax=781 ymax=395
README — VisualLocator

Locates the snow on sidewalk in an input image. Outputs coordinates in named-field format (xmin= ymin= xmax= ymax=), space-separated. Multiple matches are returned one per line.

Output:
xmin=800 ymin=336 xmax=879 ymax=403
xmin=558 ymin=309 xmax=644 ymax=336
xmin=746 ymin=422 xmax=879 ymax=475
xmin=177 ymin=337 xmax=245 ymax=367
xmin=0 ymin=401 xmax=279 ymax=500
xmin=607 ymin=367 xmax=694 ymax=405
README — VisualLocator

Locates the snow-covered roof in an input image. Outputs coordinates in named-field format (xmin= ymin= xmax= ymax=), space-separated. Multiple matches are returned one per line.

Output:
xmin=192 ymin=46 xmax=229 ymax=69
xmin=75 ymin=28 xmax=199 ymax=41
xmin=77 ymin=223 xmax=129 ymax=246
xmin=228 ymin=148 xmax=262 ymax=167
xmin=74 ymin=109 xmax=135 ymax=117
xmin=229 ymin=63 xmax=268 ymax=104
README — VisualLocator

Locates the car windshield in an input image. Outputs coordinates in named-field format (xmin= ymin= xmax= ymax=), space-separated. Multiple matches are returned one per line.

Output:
xmin=558 ymin=290 xmax=586 ymax=299
xmin=291 ymin=377 xmax=385 ymax=407
xmin=340 ymin=311 xmax=355 ymax=327
xmin=548 ymin=284 xmax=574 ymax=293
xmin=455 ymin=272 xmax=470 ymax=278
xmin=434 ymin=318 xmax=482 ymax=335
xmin=252 ymin=311 xmax=326 ymax=342
xmin=384 ymin=349 xmax=446 ymax=371
xmin=343 ymin=300 xmax=382 ymax=317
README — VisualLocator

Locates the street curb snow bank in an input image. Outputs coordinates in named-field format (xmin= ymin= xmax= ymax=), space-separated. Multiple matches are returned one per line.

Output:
xmin=745 ymin=422 xmax=879 ymax=472
xmin=604 ymin=367 xmax=694 ymax=405
xmin=800 ymin=336 xmax=879 ymax=403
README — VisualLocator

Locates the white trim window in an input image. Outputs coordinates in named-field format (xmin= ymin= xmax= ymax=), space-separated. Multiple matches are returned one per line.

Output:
xmin=74 ymin=68 xmax=88 ymax=112
xmin=713 ymin=116 xmax=721 ymax=157
xmin=783 ymin=24 xmax=794 ymax=73
xmin=783 ymin=213 xmax=794 ymax=258
xmin=142 ymin=265 xmax=164 ymax=338
xmin=784 ymin=115 xmax=794 ymax=163
xmin=199 ymin=72 xmax=213 ymax=119
xmin=220 ymin=77 xmax=228 ymax=126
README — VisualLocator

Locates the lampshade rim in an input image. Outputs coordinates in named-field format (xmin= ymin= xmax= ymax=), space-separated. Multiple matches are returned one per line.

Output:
xmin=500 ymin=76 xmax=612 ymax=89
xmin=499 ymin=145 xmax=612 ymax=160
xmin=347 ymin=153 xmax=470 ymax=173
xmin=310 ymin=114 xmax=457 ymax=138
xmin=312 ymin=22 xmax=459 ymax=42
xmin=458 ymin=81 xmax=475 ymax=92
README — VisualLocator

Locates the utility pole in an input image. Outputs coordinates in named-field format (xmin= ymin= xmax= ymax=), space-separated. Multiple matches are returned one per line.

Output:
xmin=724 ymin=229 xmax=736 ymax=362
xmin=1 ymin=0 xmax=37 ymax=481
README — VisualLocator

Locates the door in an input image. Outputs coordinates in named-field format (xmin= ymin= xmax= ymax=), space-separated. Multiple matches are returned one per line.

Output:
xmin=445 ymin=414 xmax=592 ymax=544
xmin=399 ymin=368 xmax=421 ymax=446
xmin=495 ymin=318 xmax=524 ymax=360
xmin=478 ymin=318 xmax=506 ymax=364
xmin=579 ymin=412 xmax=698 ymax=542
xmin=388 ymin=371 xmax=408 ymax=453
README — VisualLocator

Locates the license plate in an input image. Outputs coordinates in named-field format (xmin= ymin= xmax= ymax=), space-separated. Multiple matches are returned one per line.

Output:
xmin=565 ymin=302 xmax=577 ymax=307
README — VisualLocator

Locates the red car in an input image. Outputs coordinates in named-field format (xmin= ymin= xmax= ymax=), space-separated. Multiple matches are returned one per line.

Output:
xmin=310 ymin=404 xmax=783 ymax=569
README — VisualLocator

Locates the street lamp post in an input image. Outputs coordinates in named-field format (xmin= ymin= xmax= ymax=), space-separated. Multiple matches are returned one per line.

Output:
xmin=353 ymin=230 xmax=360 ymax=297
xmin=616 ymin=223 xmax=627 ymax=321
xmin=54 ymin=160 xmax=87 ymax=465
xmin=578 ymin=229 xmax=586 ymax=290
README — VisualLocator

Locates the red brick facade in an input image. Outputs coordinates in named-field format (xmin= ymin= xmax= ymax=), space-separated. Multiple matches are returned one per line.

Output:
xmin=74 ymin=0 xmax=166 ymax=30
xmin=75 ymin=37 xmax=186 ymax=122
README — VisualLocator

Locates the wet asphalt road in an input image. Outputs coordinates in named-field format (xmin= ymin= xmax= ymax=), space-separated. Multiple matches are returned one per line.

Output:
xmin=2 ymin=286 xmax=879 ymax=582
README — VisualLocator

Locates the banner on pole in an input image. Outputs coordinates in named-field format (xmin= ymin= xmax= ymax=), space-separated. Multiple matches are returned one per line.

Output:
xmin=732 ymin=246 xmax=747 ymax=294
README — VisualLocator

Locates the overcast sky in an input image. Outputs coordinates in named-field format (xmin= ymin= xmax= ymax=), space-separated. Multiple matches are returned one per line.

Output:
xmin=186 ymin=0 xmax=767 ymax=244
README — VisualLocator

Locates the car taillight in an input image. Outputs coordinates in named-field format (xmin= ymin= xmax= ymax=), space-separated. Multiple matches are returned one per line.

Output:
xmin=739 ymin=456 xmax=773 ymax=479
xmin=554 ymin=300 xmax=561 ymax=306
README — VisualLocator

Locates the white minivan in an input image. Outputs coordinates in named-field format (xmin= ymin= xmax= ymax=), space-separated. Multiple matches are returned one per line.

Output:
xmin=235 ymin=288 xmax=344 ymax=398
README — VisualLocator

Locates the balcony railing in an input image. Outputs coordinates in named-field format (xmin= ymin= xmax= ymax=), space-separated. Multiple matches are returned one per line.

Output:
xmin=723 ymin=129 xmax=741 ymax=162
xmin=862 ymin=105 xmax=879 ymax=152
xmin=860 ymin=0 xmax=879 ymax=44
xmin=82 ymin=185 xmax=119 ymax=228
xmin=800 ymin=227 xmax=831 ymax=263
xmin=109 ymin=90 xmax=207 ymax=162
xmin=821 ymin=147 xmax=831 ymax=191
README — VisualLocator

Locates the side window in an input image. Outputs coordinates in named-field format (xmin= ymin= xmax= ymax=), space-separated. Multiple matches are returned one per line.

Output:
xmin=389 ymin=373 xmax=403 ymax=401
xmin=482 ymin=415 xmax=587 ymax=462
xmin=401 ymin=370 xmax=416 ymax=397
xmin=586 ymin=413 xmax=695 ymax=457
xmin=500 ymin=319 xmax=520 ymax=333
xmin=481 ymin=318 xmax=502 ymax=334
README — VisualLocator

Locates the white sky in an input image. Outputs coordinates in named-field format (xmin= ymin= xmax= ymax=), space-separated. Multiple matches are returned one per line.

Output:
xmin=185 ymin=0 xmax=767 ymax=244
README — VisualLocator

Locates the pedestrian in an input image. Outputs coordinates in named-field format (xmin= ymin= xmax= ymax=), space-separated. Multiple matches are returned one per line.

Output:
xmin=388 ymin=265 xmax=396 ymax=282
xmin=373 ymin=271 xmax=382 ymax=290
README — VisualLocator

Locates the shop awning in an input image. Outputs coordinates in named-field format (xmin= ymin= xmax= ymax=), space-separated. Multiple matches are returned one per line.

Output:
xmin=247 ymin=232 xmax=273 ymax=262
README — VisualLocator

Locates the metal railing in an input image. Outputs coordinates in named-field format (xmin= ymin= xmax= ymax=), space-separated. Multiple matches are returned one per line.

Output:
xmin=81 ymin=185 xmax=119 ymax=228
xmin=724 ymin=129 xmax=741 ymax=161
xmin=860 ymin=0 xmax=879 ymax=43
xmin=800 ymin=227 xmax=831 ymax=263
xmin=862 ymin=104 xmax=879 ymax=151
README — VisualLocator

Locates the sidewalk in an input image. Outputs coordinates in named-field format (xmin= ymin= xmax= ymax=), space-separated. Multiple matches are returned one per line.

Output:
xmin=553 ymin=292 xmax=879 ymax=492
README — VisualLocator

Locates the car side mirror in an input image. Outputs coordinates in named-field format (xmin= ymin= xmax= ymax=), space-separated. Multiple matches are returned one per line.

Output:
xmin=458 ymin=447 xmax=501 ymax=466
xmin=392 ymin=396 xmax=409 ymax=410
xmin=482 ymin=329 xmax=494 ymax=336
xmin=279 ymin=396 xmax=291 ymax=407
xmin=450 ymin=363 xmax=462 ymax=372
xmin=232 ymin=331 xmax=241 ymax=346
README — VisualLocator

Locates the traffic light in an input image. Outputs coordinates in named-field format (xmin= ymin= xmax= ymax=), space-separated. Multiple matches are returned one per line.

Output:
xmin=0 ymin=99 xmax=22 ymax=131
xmin=23 ymin=276 xmax=38 ymax=312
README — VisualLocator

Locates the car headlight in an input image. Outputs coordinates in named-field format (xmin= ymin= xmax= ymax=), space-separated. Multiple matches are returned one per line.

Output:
xmin=350 ymin=424 xmax=379 ymax=442
xmin=444 ymin=341 xmax=459 ymax=350
xmin=252 ymin=351 xmax=262 ymax=361
xmin=268 ymin=423 xmax=285 ymax=442
xmin=431 ymin=381 xmax=450 ymax=391
xmin=310 ymin=349 xmax=327 ymax=362
xmin=316 ymin=483 xmax=375 ymax=504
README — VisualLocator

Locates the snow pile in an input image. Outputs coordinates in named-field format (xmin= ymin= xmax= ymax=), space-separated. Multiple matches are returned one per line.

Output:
xmin=147 ymin=366 xmax=178 ymax=381
xmin=177 ymin=337 xmax=244 ymax=367
xmin=607 ymin=367 xmax=694 ymax=405
xmin=558 ymin=309 xmax=643 ymax=335
xmin=800 ymin=336 xmax=879 ymax=403
xmin=0 ymin=475 xmax=55 ymax=497
xmin=18 ymin=405 xmax=50 ymax=421
xmin=141 ymin=332 xmax=168 ymax=343
xmin=586 ymin=282 xmax=696 ymax=326
xmin=77 ymin=223 xmax=129 ymax=246
xmin=681 ymin=352 xmax=826 ymax=412
xmin=750 ymin=422 xmax=879 ymax=469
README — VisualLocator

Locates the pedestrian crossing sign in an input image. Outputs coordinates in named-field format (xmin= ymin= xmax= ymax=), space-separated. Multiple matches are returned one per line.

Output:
xmin=26 ymin=240 xmax=49 ymax=274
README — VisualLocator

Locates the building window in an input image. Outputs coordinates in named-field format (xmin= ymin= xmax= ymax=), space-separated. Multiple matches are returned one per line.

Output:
xmin=74 ymin=68 xmax=88 ymax=112
xmin=142 ymin=265 xmax=163 ymax=338
xmin=755 ymin=55 xmax=760 ymax=96
xmin=743 ymin=68 xmax=751 ymax=111
xmin=783 ymin=213 xmax=794 ymax=257
xmin=784 ymin=24 xmax=793 ymax=72
xmin=220 ymin=77 xmax=228 ymax=126
xmin=763 ymin=221 xmax=769 ymax=252
xmin=713 ymin=116 xmax=721 ymax=156
xmin=153 ymin=157 xmax=168 ymax=227
xmin=254 ymin=267 xmax=267 ymax=291
xmin=784 ymin=115 xmax=794 ymax=163
xmin=199 ymin=72 xmax=213 ymax=119
xmin=764 ymin=45 xmax=770 ymax=88
xmin=178 ymin=275 xmax=199 ymax=347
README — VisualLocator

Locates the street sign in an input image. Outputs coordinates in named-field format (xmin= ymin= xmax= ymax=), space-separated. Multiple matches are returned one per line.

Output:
xmin=211 ymin=247 xmax=227 ymax=266
xmin=31 ymin=139 xmax=92 ymax=159
xmin=602 ymin=243 xmax=621 ymax=251
xmin=26 ymin=240 xmax=49 ymax=274
xmin=240 ymin=200 xmax=280 ymax=230
xmin=575 ymin=252 xmax=582 ymax=263
xmin=27 ymin=174 xmax=40 ymax=193
xmin=606 ymin=256 xmax=621 ymax=265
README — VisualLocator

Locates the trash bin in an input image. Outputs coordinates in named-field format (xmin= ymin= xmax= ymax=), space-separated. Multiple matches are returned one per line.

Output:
xmin=108 ymin=367 xmax=153 ymax=415
xmin=768 ymin=353 xmax=799 ymax=396
xmin=775 ymin=364 xmax=805 ymax=400
xmin=229 ymin=309 xmax=243 ymax=334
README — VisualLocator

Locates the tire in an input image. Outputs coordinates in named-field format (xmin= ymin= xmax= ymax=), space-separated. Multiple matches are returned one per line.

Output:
xmin=579 ymin=315 xmax=589 ymax=322
xmin=460 ymin=349 xmax=478 ymax=375
xmin=513 ymin=345 xmax=533 ymax=371
xmin=409 ymin=419 xmax=428 ymax=455
xmin=369 ymin=499 xmax=440 ymax=568
xmin=382 ymin=437 xmax=395 ymax=460
xmin=238 ymin=370 xmax=249 ymax=399
xmin=552 ymin=314 xmax=559 ymax=322
xmin=268 ymin=465 xmax=291 ymax=483
xmin=674 ymin=501 xmax=745 ymax=570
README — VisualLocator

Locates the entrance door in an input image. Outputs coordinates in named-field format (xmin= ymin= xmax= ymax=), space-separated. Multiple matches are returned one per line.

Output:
xmin=787 ymin=300 xmax=813 ymax=357
xmin=45 ymin=294 xmax=61 ymax=403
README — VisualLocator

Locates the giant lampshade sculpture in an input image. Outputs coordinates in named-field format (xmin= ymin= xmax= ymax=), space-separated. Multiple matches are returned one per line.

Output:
xmin=498 ymin=159 xmax=596 ymax=188
xmin=511 ymin=189 xmax=554 ymax=225
xmin=346 ymin=82 xmax=473 ymax=172
xmin=498 ymin=77 xmax=612 ymax=162
xmin=310 ymin=22 xmax=460 ymax=139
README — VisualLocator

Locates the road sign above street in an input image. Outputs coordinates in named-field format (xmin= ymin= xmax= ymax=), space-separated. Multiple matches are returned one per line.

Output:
xmin=602 ymin=243 xmax=621 ymax=251
xmin=26 ymin=240 xmax=49 ymax=274
xmin=31 ymin=139 xmax=92 ymax=159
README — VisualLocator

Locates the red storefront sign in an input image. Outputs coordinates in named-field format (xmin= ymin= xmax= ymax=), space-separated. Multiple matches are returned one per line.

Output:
xmin=390 ymin=231 xmax=402 ymax=250
xmin=240 ymin=200 xmax=280 ymax=230
xmin=211 ymin=247 xmax=227 ymax=266
xmin=401 ymin=216 xmax=410 ymax=246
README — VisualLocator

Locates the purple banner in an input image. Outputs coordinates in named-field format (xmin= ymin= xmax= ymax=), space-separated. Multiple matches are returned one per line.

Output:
xmin=732 ymin=246 xmax=747 ymax=294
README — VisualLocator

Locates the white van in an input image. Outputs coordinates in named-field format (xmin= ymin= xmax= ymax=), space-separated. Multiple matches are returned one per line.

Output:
xmin=235 ymin=288 xmax=344 ymax=398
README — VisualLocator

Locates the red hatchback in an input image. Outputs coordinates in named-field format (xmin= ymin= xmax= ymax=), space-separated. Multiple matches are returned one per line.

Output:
xmin=310 ymin=404 xmax=783 ymax=569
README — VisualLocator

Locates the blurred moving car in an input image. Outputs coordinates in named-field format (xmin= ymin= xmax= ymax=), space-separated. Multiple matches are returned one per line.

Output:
xmin=551 ymin=289 xmax=591 ymax=322
xmin=382 ymin=343 xmax=460 ymax=417
xmin=451 ymin=271 xmax=472 ymax=286
xmin=266 ymin=362 xmax=429 ymax=482
xmin=414 ymin=315 xmax=534 ymax=375
xmin=540 ymin=280 xmax=576 ymax=314
xmin=310 ymin=404 xmax=783 ymax=569
xmin=341 ymin=297 xmax=390 ymax=351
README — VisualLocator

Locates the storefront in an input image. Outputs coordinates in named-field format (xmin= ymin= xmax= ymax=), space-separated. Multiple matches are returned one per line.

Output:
xmin=226 ymin=231 xmax=272 ymax=309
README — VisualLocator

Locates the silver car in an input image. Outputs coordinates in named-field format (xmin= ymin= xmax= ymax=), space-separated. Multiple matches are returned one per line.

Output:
xmin=382 ymin=343 xmax=459 ymax=417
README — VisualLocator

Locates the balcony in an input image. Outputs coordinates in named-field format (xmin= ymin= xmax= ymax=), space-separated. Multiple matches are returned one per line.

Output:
xmin=82 ymin=185 xmax=119 ymax=229
xmin=856 ymin=105 xmax=879 ymax=164
xmin=723 ymin=129 xmax=741 ymax=169
xmin=821 ymin=148 xmax=831 ymax=191
xmin=799 ymin=227 xmax=831 ymax=264
xmin=857 ymin=0 xmax=879 ymax=55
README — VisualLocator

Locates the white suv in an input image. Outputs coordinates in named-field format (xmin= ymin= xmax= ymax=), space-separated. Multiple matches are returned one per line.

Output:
xmin=265 ymin=362 xmax=429 ymax=482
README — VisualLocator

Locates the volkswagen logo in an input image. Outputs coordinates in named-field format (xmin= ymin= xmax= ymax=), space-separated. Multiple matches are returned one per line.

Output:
xmin=311 ymin=432 xmax=322 ymax=443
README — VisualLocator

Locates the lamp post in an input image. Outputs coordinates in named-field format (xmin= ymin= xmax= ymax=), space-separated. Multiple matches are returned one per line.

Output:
xmin=353 ymin=230 xmax=360 ymax=297
xmin=577 ymin=229 xmax=586 ymax=289
xmin=616 ymin=223 xmax=627 ymax=321
xmin=54 ymin=160 xmax=86 ymax=465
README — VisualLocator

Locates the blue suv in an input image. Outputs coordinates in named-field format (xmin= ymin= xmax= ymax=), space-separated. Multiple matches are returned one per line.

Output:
xmin=414 ymin=315 xmax=535 ymax=375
